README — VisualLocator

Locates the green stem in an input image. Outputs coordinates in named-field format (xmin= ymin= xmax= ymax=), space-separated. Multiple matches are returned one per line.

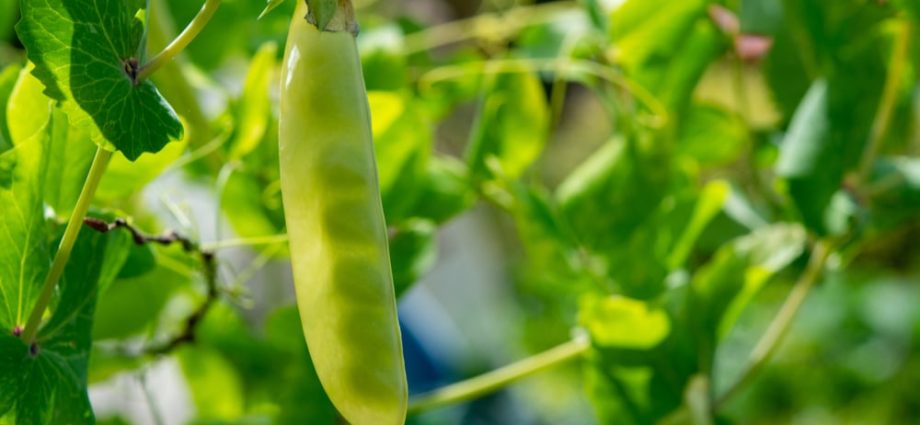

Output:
xmin=857 ymin=20 xmax=912 ymax=183
xmin=138 ymin=0 xmax=222 ymax=81
xmin=20 ymin=147 xmax=113 ymax=343
xmin=401 ymin=2 xmax=577 ymax=54
xmin=408 ymin=336 xmax=590 ymax=414
xmin=418 ymin=58 xmax=668 ymax=128
xmin=200 ymin=234 xmax=290 ymax=251
xmin=146 ymin=0 xmax=213 ymax=149
xmin=714 ymin=240 xmax=832 ymax=408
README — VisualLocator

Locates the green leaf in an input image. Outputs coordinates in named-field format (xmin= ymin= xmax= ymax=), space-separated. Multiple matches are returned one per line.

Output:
xmin=0 ymin=124 xmax=48 ymax=331
xmin=775 ymin=81 xmax=857 ymax=235
xmin=584 ymin=362 xmax=654 ymax=425
xmin=227 ymin=42 xmax=277 ymax=160
xmin=467 ymin=68 xmax=550 ymax=182
xmin=611 ymin=0 xmax=717 ymax=110
xmin=410 ymin=155 xmax=476 ymax=225
xmin=115 ymin=243 xmax=156 ymax=280
xmin=556 ymin=136 xmax=670 ymax=251
xmin=96 ymin=134 xmax=188 ymax=202
xmin=359 ymin=25 xmax=408 ymax=92
xmin=369 ymin=91 xmax=431 ymax=223
xmin=677 ymin=104 xmax=747 ymax=166
xmin=511 ymin=182 xmax=584 ymax=288
xmin=178 ymin=347 xmax=246 ymax=421
xmin=867 ymin=156 xmax=920 ymax=228
xmin=264 ymin=307 xmax=337 ymax=424
xmin=389 ymin=219 xmax=438 ymax=297
xmin=580 ymin=295 xmax=670 ymax=350
xmin=220 ymin=168 xmax=286 ymax=247
xmin=17 ymin=0 xmax=183 ymax=160
xmin=655 ymin=20 xmax=726 ymax=115
xmin=666 ymin=180 xmax=731 ymax=269
xmin=7 ymin=64 xmax=52 ymax=147
xmin=0 ymin=224 xmax=131 ymax=424
xmin=44 ymin=109 xmax=96 ymax=218
xmin=192 ymin=305 xmax=337 ymax=424
xmin=93 ymin=265 xmax=186 ymax=341
xmin=689 ymin=223 xmax=806 ymax=344
xmin=0 ymin=63 xmax=21 ymax=153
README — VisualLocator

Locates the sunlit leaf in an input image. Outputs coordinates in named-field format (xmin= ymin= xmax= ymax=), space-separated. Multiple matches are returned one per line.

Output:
xmin=0 ymin=223 xmax=130 ymax=423
xmin=467 ymin=68 xmax=550 ymax=182
xmin=580 ymin=295 xmax=671 ymax=349
xmin=17 ymin=0 xmax=183 ymax=160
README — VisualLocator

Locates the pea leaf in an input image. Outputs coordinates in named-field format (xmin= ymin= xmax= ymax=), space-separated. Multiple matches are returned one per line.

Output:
xmin=0 ymin=123 xmax=48 ymax=332
xmin=370 ymin=91 xmax=431 ymax=223
xmin=580 ymin=295 xmax=671 ymax=350
xmin=93 ymin=265 xmax=187 ymax=341
xmin=689 ymin=223 xmax=806 ymax=347
xmin=467 ymin=69 xmax=550 ymax=183
xmin=178 ymin=347 xmax=246 ymax=421
xmin=7 ymin=64 xmax=51 ymax=147
xmin=611 ymin=0 xmax=718 ymax=112
xmin=45 ymin=109 xmax=96 ymax=218
xmin=96 ymin=134 xmax=188 ymax=201
xmin=0 ymin=221 xmax=131 ymax=424
xmin=410 ymin=156 xmax=476 ymax=225
xmin=677 ymin=104 xmax=747 ymax=166
xmin=220 ymin=168 xmax=286 ymax=246
xmin=556 ymin=136 xmax=670 ymax=252
xmin=0 ymin=63 xmax=21 ymax=153
xmin=227 ymin=42 xmax=277 ymax=160
xmin=17 ymin=0 xmax=183 ymax=160
xmin=359 ymin=25 xmax=408 ymax=92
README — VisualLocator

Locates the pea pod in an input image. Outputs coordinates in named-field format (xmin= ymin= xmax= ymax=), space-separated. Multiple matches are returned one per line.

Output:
xmin=278 ymin=1 xmax=408 ymax=424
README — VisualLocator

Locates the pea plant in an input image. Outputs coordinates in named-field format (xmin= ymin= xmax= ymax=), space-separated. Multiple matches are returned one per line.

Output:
xmin=0 ymin=0 xmax=918 ymax=424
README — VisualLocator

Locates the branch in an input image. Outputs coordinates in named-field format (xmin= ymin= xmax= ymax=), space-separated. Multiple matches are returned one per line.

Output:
xmin=84 ymin=217 xmax=218 ymax=356
xmin=408 ymin=336 xmax=590 ymax=414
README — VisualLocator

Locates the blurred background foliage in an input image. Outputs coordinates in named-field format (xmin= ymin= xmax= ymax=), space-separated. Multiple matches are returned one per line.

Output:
xmin=1 ymin=0 xmax=919 ymax=424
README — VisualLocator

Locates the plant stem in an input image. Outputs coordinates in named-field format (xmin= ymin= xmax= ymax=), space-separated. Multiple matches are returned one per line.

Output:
xmin=714 ymin=240 xmax=832 ymax=408
xmin=138 ymin=0 xmax=222 ymax=81
xmin=200 ymin=234 xmax=290 ymax=251
xmin=418 ymin=58 xmax=668 ymax=128
xmin=146 ymin=0 xmax=213 ymax=149
xmin=20 ymin=147 xmax=113 ymax=343
xmin=857 ymin=19 xmax=912 ymax=183
xmin=401 ymin=2 xmax=577 ymax=54
xmin=408 ymin=336 xmax=590 ymax=414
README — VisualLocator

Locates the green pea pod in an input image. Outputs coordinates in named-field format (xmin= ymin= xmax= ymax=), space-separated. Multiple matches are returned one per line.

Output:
xmin=278 ymin=1 xmax=408 ymax=424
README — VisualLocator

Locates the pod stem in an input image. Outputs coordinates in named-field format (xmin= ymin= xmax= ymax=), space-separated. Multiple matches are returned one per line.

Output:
xmin=200 ymin=234 xmax=290 ymax=251
xmin=138 ymin=0 xmax=222 ymax=81
xmin=20 ymin=147 xmax=113 ymax=343
xmin=407 ymin=336 xmax=590 ymax=414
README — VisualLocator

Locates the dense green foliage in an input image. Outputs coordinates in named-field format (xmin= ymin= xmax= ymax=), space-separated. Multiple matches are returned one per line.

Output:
xmin=0 ymin=0 xmax=918 ymax=424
